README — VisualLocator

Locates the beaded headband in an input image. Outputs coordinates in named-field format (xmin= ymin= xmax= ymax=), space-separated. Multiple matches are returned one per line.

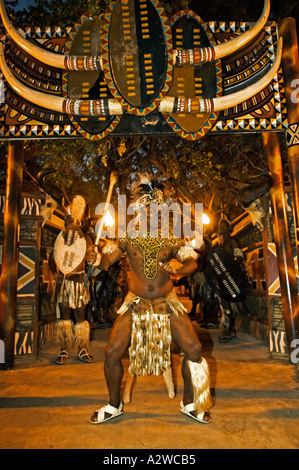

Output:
xmin=138 ymin=187 xmax=165 ymax=207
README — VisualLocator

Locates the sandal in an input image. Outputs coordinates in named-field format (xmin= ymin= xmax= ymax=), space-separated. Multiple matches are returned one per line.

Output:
xmin=55 ymin=350 xmax=69 ymax=365
xmin=180 ymin=400 xmax=211 ymax=424
xmin=90 ymin=403 xmax=123 ymax=424
xmin=77 ymin=348 xmax=94 ymax=363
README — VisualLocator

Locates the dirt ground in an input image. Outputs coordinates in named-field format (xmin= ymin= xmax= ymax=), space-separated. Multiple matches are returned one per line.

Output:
xmin=0 ymin=297 xmax=299 ymax=452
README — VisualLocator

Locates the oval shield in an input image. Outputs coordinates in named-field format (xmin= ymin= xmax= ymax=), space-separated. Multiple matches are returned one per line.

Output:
xmin=102 ymin=0 xmax=173 ymax=115
xmin=163 ymin=11 xmax=222 ymax=140
xmin=54 ymin=227 xmax=87 ymax=275
xmin=204 ymin=248 xmax=248 ymax=303
xmin=63 ymin=13 xmax=120 ymax=140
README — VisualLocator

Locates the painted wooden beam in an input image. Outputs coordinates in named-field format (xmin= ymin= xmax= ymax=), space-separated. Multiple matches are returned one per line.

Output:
xmin=0 ymin=140 xmax=24 ymax=370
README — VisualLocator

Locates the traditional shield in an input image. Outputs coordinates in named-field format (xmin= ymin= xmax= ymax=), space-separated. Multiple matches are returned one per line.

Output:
xmin=63 ymin=13 xmax=120 ymax=140
xmin=54 ymin=226 xmax=87 ymax=275
xmin=163 ymin=10 xmax=222 ymax=140
xmin=204 ymin=248 xmax=247 ymax=303
xmin=102 ymin=0 xmax=173 ymax=115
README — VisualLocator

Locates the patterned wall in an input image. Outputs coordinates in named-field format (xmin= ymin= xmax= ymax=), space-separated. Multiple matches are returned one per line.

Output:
xmin=233 ymin=191 xmax=296 ymax=358
xmin=0 ymin=192 xmax=41 ymax=361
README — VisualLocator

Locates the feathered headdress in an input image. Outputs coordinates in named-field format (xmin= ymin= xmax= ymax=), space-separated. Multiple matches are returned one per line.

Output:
xmin=66 ymin=195 xmax=86 ymax=225
xmin=130 ymin=173 xmax=165 ymax=207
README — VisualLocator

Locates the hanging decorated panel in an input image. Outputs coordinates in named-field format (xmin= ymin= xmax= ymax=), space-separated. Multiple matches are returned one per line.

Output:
xmin=0 ymin=0 xmax=288 ymax=141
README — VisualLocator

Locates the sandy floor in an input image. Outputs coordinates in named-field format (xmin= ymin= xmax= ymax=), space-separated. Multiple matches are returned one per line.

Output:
xmin=0 ymin=298 xmax=299 ymax=451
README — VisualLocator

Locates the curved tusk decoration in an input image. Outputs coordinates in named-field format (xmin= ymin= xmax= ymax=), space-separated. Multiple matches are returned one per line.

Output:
xmin=0 ymin=42 xmax=65 ymax=112
xmin=0 ymin=0 xmax=64 ymax=69
xmin=213 ymin=37 xmax=282 ymax=112
xmin=161 ymin=38 xmax=282 ymax=114
xmin=0 ymin=37 xmax=282 ymax=117
xmin=0 ymin=0 xmax=103 ymax=70
xmin=0 ymin=42 xmax=121 ymax=115
xmin=1 ymin=0 xmax=269 ymax=71
xmin=174 ymin=0 xmax=270 ymax=66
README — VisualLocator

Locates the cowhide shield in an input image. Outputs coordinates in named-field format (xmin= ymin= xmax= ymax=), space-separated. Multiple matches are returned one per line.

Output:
xmin=204 ymin=248 xmax=247 ymax=303
xmin=54 ymin=225 xmax=87 ymax=275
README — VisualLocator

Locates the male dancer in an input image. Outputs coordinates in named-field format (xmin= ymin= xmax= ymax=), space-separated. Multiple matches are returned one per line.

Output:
xmin=90 ymin=175 xmax=213 ymax=424
xmin=54 ymin=195 xmax=94 ymax=364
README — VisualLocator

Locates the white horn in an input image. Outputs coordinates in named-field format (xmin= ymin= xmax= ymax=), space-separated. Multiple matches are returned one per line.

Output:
xmin=0 ymin=34 xmax=282 ymax=118
xmin=161 ymin=38 xmax=282 ymax=114
xmin=0 ymin=0 xmax=103 ymax=71
xmin=214 ymin=0 xmax=270 ymax=60
xmin=0 ymin=42 xmax=121 ymax=115
xmin=174 ymin=0 xmax=270 ymax=65
xmin=213 ymin=37 xmax=282 ymax=112
xmin=0 ymin=0 xmax=65 ymax=69
xmin=0 ymin=42 xmax=65 ymax=112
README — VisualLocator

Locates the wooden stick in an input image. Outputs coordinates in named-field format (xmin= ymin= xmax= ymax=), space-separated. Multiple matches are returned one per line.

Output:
xmin=85 ymin=171 xmax=117 ymax=286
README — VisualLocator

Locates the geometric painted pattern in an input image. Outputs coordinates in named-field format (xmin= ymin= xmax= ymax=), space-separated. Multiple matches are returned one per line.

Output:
xmin=267 ymin=242 xmax=281 ymax=295
xmin=162 ymin=10 xmax=222 ymax=141
xmin=17 ymin=246 xmax=36 ymax=296
xmin=269 ymin=329 xmax=287 ymax=355
xmin=0 ymin=194 xmax=42 ymax=216
xmin=246 ymin=247 xmax=267 ymax=292
xmin=0 ymin=18 xmax=288 ymax=140
xmin=267 ymin=242 xmax=299 ymax=296
xmin=211 ymin=22 xmax=288 ymax=134
xmin=286 ymin=123 xmax=299 ymax=148
xmin=14 ymin=330 xmax=34 ymax=356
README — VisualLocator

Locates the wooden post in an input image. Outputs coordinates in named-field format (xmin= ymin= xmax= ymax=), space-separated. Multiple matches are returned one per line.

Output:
xmin=279 ymin=18 xmax=299 ymax=263
xmin=0 ymin=140 xmax=24 ymax=370
xmin=263 ymin=132 xmax=299 ymax=362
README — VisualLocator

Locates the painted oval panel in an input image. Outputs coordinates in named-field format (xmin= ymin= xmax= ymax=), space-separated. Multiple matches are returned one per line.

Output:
xmin=103 ymin=0 xmax=173 ymax=115
xmin=163 ymin=11 xmax=222 ymax=140
xmin=63 ymin=14 xmax=120 ymax=140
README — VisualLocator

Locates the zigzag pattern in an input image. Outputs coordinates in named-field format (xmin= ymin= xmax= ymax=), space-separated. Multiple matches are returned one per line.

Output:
xmin=213 ymin=69 xmax=288 ymax=133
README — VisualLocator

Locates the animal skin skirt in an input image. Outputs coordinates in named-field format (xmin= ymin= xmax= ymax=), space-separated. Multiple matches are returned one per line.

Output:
xmin=117 ymin=290 xmax=186 ymax=376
